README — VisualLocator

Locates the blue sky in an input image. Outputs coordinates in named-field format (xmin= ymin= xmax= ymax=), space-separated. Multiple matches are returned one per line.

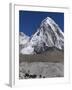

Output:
xmin=19 ymin=10 xmax=64 ymax=36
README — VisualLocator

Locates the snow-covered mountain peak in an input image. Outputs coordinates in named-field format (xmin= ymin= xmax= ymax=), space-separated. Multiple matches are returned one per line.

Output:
xmin=20 ymin=17 xmax=64 ymax=54
xmin=30 ymin=17 xmax=64 ymax=50
xmin=41 ymin=17 xmax=55 ymax=24
xmin=41 ymin=17 xmax=62 ymax=33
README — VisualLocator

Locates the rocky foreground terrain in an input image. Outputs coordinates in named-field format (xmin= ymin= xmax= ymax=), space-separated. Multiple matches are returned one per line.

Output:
xmin=19 ymin=62 xmax=64 ymax=79
xmin=19 ymin=50 xmax=64 ymax=79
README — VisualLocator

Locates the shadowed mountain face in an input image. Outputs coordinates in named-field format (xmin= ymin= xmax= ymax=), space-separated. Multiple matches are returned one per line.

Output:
xmin=19 ymin=17 xmax=64 ymax=55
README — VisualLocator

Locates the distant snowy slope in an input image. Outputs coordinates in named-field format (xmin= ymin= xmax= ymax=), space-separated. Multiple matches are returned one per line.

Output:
xmin=19 ymin=32 xmax=30 ymax=53
xmin=19 ymin=32 xmax=30 ymax=45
